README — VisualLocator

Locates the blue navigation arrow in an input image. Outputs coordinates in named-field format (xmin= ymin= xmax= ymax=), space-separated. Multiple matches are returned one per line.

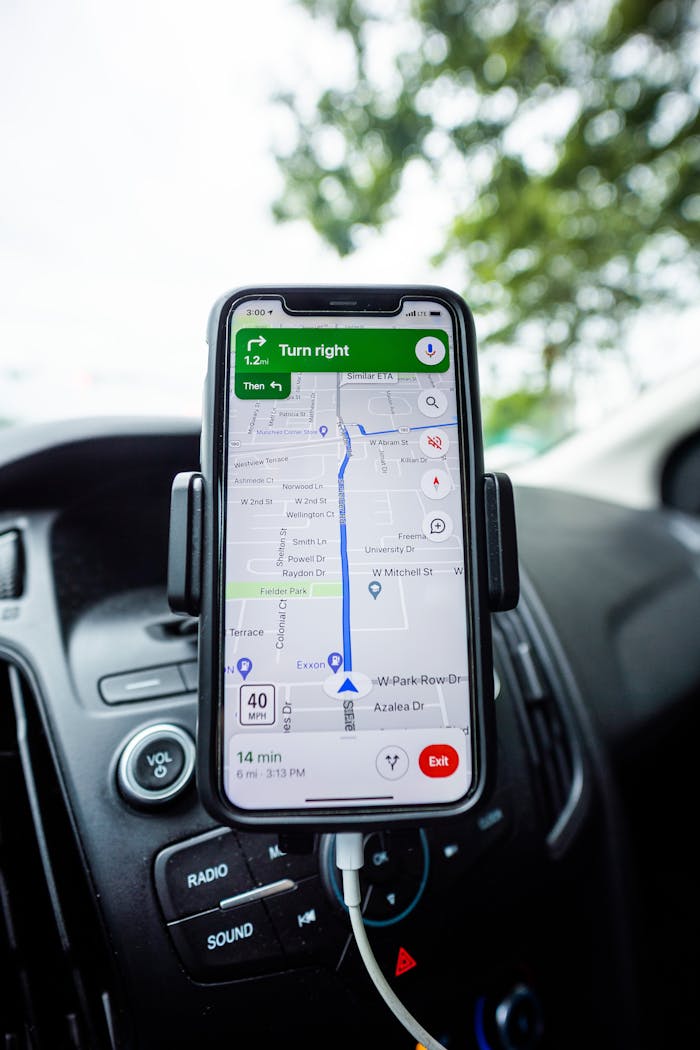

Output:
xmin=337 ymin=677 xmax=359 ymax=694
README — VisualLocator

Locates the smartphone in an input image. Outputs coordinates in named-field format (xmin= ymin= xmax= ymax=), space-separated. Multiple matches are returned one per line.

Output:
xmin=186 ymin=285 xmax=501 ymax=832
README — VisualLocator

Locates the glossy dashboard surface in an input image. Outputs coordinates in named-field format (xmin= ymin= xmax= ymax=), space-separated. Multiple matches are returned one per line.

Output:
xmin=1 ymin=417 xmax=699 ymax=1050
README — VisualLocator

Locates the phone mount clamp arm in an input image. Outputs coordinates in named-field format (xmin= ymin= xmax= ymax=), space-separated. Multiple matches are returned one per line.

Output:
xmin=166 ymin=469 xmax=519 ymax=618
xmin=167 ymin=471 xmax=204 ymax=617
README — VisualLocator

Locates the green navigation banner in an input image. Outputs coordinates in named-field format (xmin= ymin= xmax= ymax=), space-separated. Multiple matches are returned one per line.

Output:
xmin=233 ymin=328 xmax=450 ymax=376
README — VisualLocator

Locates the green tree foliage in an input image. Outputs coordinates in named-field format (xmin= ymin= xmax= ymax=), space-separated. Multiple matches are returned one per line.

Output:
xmin=273 ymin=0 xmax=700 ymax=420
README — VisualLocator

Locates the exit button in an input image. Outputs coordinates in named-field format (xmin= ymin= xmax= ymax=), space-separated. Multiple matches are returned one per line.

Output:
xmin=418 ymin=744 xmax=459 ymax=778
xmin=118 ymin=723 xmax=195 ymax=806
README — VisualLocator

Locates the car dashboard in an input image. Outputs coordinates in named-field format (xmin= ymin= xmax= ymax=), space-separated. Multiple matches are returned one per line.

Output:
xmin=1 ymin=416 xmax=699 ymax=1050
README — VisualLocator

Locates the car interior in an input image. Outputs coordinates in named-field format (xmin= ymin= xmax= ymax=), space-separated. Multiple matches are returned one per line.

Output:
xmin=1 ymin=403 xmax=699 ymax=1049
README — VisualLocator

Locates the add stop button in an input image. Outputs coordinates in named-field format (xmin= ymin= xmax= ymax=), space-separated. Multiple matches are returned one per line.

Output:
xmin=118 ymin=723 xmax=195 ymax=806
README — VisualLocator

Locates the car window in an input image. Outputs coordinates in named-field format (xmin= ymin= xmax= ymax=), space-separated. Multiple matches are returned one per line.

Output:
xmin=1 ymin=0 xmax=698 ymax=470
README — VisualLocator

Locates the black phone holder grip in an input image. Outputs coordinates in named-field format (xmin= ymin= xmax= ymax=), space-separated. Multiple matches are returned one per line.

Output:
xmin=167 ymin=471 xmax=204 ymax=616
xmin=166 ymin=470 xmax=518 ymax=617
xmin=483 ymin=471 xmax=519 ymax=612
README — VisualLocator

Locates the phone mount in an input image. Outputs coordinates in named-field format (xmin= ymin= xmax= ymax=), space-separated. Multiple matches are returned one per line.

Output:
xmin=167 ymin=472 xmax=204 ymax=617
xmin=167 ymin=470 xmax=519 ymax=617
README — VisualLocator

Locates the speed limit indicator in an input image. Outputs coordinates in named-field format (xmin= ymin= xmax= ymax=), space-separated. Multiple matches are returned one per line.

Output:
xmin=239 ymin=685 xmax=276 ymax=726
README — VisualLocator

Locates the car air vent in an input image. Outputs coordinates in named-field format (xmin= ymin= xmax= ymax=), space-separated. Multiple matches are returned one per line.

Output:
xmin=494 ymin=603 xmax=581 ymax=852
xmin=145 ymin=614 xmax=199 ymax=641
xmin=0 ymin=529 xmax=24 ymax=599
xmin=0 ymin=659 xmax=118 ymax=1049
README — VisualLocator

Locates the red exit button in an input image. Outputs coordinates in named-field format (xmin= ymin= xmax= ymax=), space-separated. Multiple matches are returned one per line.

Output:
xmin=418 ymin=744 xmax=459 ymax=778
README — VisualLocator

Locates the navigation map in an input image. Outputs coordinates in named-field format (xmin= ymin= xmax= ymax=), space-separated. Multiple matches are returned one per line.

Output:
xmin=223 ymin=320 xmax=472 ymax=807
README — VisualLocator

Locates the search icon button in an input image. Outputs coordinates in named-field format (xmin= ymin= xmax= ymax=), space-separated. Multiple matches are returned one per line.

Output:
xmin=418 ymin=389 xmax=448 ymax=417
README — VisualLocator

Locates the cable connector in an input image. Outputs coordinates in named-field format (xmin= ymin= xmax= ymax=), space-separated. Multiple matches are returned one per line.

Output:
xmin=335 ymin=831 xmax=364 ymax=871
xmin=333 ymin=831 xmax=447 ymax=1050
xmin=335 ymin=831 xmax=364 ymax=907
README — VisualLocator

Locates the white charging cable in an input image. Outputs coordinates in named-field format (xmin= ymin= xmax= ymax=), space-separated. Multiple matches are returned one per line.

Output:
xmin=335 ymin=832 xmax=447 ymax=1050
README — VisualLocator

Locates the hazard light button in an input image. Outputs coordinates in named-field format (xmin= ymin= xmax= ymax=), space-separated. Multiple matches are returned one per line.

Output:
xmin=394 ymin=945 xmax=417 ymax=977
xmin=418 ymin=743 xmax=459 ymax=777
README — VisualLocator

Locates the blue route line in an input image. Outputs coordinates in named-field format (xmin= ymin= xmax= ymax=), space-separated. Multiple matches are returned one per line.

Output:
xmin=337 ymin=422 xmax=353 ymax=672
xmin=353 ymin=421 xmax=457 ymax=436
xmin=335 ymin=418 xmax=456 ymax=674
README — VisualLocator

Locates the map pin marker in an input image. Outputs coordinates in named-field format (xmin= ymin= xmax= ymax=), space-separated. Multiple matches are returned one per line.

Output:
xmin=319 ymin=426 xmax=328 ymax=437
xmin=327 ymin=652 xmax=343 ymax=674
xmin=368 ymin=581 xmax=382 ymax=600
xmin=237 ymin=658 xmax=252 ymax=681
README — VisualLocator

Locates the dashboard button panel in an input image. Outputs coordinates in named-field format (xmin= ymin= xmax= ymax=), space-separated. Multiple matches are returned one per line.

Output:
xmin=264 ymin=876 xmax=340 ymax=963
xmin=168 ymin=902 xmax=282 ymax=981
xmin=323 ymin=829 xmax=429 ymax=927
xmin=117 ymin=723 xmax=195 ymax=806
xmin=429 ymin=790 xmax=513 ymax=880
xmin=100 ymin=664 xmax=187 ymax=704
xmin=155 ymin=830 xmax=347 ymax=981
xmin=155 ymin=828 xmax=249 ymax=921
xmin=179 ymin=660 xmax=199 ymax=691
xmin=239 ymin=831 xmax=319 ymax=884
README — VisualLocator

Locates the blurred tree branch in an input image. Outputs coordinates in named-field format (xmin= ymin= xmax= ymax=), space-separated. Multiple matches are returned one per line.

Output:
xmin=273 ymin=0 xmax=700 ymax=396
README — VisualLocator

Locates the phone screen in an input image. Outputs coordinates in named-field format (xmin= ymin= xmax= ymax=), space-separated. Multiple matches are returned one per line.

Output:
xmin=221 ymin=295 xmax=474 ymax=812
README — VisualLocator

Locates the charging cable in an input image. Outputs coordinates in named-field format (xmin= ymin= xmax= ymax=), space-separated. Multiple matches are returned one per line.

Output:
xmin=335 ymin=832 xmax=447 ymax=1050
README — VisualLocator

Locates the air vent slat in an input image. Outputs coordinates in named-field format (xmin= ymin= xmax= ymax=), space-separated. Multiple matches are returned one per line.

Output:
xmin=531 ymin=706 xmax=566 ymax=814
xmin=0 ymin=662 xmax=117 ymax=1049
xmin=495 ymin=607 xmax=576 ymax=839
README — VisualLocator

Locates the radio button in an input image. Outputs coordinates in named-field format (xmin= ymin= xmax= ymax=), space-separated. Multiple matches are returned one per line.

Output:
xmin=154 ymin=828 xmax=248 ymax=922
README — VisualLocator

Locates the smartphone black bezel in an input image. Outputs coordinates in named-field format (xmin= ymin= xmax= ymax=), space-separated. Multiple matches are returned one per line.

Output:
xmin=198 ymin=285 xmax=495 ymax=832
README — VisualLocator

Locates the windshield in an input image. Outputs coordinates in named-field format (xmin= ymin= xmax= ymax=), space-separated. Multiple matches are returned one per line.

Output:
xmin=2 ymin=0 xmax=698 ymax=467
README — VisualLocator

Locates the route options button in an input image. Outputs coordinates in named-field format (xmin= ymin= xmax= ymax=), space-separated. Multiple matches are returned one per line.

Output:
xmin=376 ymin=746 xmax=409 ymax=781
xmin=418 ymin=744 xmax=459 ymax=778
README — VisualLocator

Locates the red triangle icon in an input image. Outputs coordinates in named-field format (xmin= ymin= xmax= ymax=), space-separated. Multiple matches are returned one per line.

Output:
xmin=395 ymin=946 xmax=417 ymax=977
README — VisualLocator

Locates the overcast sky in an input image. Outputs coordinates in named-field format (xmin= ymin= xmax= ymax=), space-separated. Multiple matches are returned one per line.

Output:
xmin=0 ymin=0 xmax=466 ymax=422
xmin=1 ymin=0 xmax=697 ymax=428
